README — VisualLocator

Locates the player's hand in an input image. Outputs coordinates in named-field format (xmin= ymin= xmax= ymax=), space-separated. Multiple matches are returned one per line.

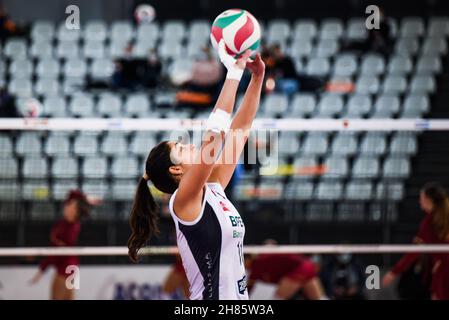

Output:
xmin=218 ymin=40 xmax=251 ymax=79
xmin=246 ymin=53 xmax=265 ymax=77
xmin=29 ymin=270 xmax=43 ymax=285
xmin=381 ymin=271 xmax=396 ymax=287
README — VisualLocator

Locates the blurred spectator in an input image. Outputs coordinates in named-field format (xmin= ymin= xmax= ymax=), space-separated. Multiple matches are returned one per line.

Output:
xmin=0 ymin=5 xmax=17 ymax=41
xmin=341 ymin=7 xmax=393 ymax=56
xmin=186 ymin=46 xmax=222 ymax=94
xmin=143 ymin=49 xmax=162 ymax=89
xmin=29 ymin=190 xmax=101 ymax=300
xmin=320 ymin=253 xmax=366 ymax=300
xmin=0 ymin=87 xmax=20 ymax=118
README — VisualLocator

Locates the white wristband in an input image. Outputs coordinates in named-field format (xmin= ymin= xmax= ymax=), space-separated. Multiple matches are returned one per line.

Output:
xmin=226 ymin=67 xmax=244 ymax=81
xmin=205 ymin=109 xmax=232 ymax=134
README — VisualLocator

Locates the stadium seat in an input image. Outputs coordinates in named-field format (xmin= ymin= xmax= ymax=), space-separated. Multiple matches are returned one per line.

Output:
xmin=162 ymin=20 xmax=186 ymax=42
xmin=372 ymin=95 xmax=400 ymax=118
xmin=400 ymin=17 xmax=425 ymax=37
xmin=56 ymin=40 xmax=80 ymax=59
xmin=344 ymin=94 xmax=372 ymax=118
xmin=97 ymin=93 xmax=122 ymax=117
xmin=83 ymin=41 xmax=105 ymax=59
xmin=16 ymin=133 xmax=42 ymax=156
xmin=345 ymin=18 xmax=367 ymax=40
xmin=427 ymin=17 xmax=449 ymax=37
xmin=35 ymin=78 xmax=60 ymax=96
xmin=110 ymin=21 xmax=134 ymax=43
xmin=290 ymin=93 xmax=316 ymax=117
xmin=288 ymin=39 xmax=313 ymax=58
xmin=333 ymin=54 xmax=357 ymax=77
xmin=90 ymin=58 xmax=115 ymax=80
xmin=45 ymin=134 xmax=70 ymax=156
xmin=73 ymin=134 xmax=99 ymax=156
xmin=51 ymin=157 xmax=78 ymax=179
xmin=336 ymin=202 xmax=366 ymax=221
xmin=130 ymin=132 xmax=157 ymax=156
xmin=359 ymin=132 xmax=387 ymax=155
xmin=82 ymin=157 xmax=108 ymax=178
xmin=322 ymin=156 xmax=349 ymax=178
xmin=0 ymin=136 xmax=13 ymax=159
xmin=352 ymin=156 xmax=380 ymax=178
xmin=31 ymin=21 xmax=55 ymax=42
xmin=345 ymin=181 xmax=373 ymax=200
xmin=57 ymin=22 xmax=81 ymax=41
xmin=0 ymin=159 xmax=19 ymax=179
xmin=111 ymin=180 xmax=136 ymax=200
xmin=319 ymin=19 xmax=343 ymax=39
xmin=395 ymin=38 xmax=419 ymax=55
xmin=422 ymin=37 xmax=447 ymax=55
xmin=302 ymin=133 xmax=328 ymax=155
xmin=84 ymin=21 xmax=107 ymax=42
xmin=316 ymin=94 xmax=344 ymax=118
xmin=263 ymin=93 xmax=289 ymax=117
xmin=376 ymin=182 xmax=405 ymax=200
xmin=22 ymin=157 xmax=48 ymax=178
xmin=416 ymin=55 xmax=442 ymax=74
xmin=314 ymin=39 xmax=339 ymax=58
xmin=355 ymin=75 xmax=380 ymax=95
xmin=111 ymin=157 xmax=138 ymax=179
xmin=306 ymin=57 xmax=330 ymax=76
xmin=382 ymin=75 xmax=408 ymax=94
xmin=9 ymin=59 xmax=33 ymax=79
xmin=30 ymin=41 xmax=53 ymax=59
xmin=22 ymin=180 xmax=49 ymax=201
xmin=101 ymin=134 xmax=128 ymax=156
xmin=52 ymin=180 xmax=79 ymax=200
xmin=409 ymin=75 xmax=436 ymax=94
xmin=389 ymin=133 xmax=417 ymax=155
xmin=63 ymin=58 xmax=87 ymax=78
xmin=360 ymin=54 xmax=385 ymax=76
xmin=387 ymin=55 xmax=413 ymax=75
xmin=382 ymin=157 xmax=410 ymax=178
xmin=8 ymin=78 xmax=33 ymax=97
xmin=285 ymin=180 xmax=314 ymax=200
xmin=42 ymin=96 xmax=67 ymax=117
xmin=69 ymin=93 xmax=95 ymax=117
xmin=331 ymin=132 xmax=358 ymax=156
xmin=306 ymin=203 xmax=334 ymax=221
xmin=81 ymin=180 xmax=109 ymax=199
xmin=29 ymin=203 xmax=55 ymax=220
xmin=125 ymin=94 xmax=151 ymax=117
xmin=292 ymin=19 xmax=317 ymax=40
xmin=4 ymin=38 xmax=27 ymax=59
xmin=36 ymin=58 xmax=60 ymax=79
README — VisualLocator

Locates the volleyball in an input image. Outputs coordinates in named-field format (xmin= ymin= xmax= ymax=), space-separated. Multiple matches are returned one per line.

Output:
xmin=210 ymin=9 xmax=261 ymax=56
xmin=134 ymin=4 xmax=156 ymax=24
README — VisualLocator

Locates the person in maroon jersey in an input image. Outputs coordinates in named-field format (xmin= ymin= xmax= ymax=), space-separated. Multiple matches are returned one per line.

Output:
xmin=246 ymin=240 xmax=327 ymax=300
xmin=161 ymin=255 xmax=190 ymax=299
xmin=29 ymin=190 xmax=100 ymax=300
xmin=382 ymin=182 xmax=449 ymax=300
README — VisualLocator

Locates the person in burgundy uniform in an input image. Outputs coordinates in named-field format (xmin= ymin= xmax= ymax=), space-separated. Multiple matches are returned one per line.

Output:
xmin=161 ymin=255 xmax=190 ymax=299
xmin=246 ymin=240 xmax=327 ymax=300
xmin=30 ymin=190 xmax=100 ymax=300
xmin=383 ymin=182 xmax=449 ymax=300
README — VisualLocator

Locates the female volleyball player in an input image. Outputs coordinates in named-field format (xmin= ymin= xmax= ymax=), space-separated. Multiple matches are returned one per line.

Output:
xmin=128 ymin=40 xmax=265 ymax=300
xmin=382 ymin=182 xmax=449 ymax=300
xmin=30 ymin=190 xmax=99 ymax=300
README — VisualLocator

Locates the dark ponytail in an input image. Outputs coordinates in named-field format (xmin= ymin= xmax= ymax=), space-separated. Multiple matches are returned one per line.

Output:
xmin=127 ymin=141 xmax=179 ymax=263
xmin=127 ymin=177 xmax=159 ymax=263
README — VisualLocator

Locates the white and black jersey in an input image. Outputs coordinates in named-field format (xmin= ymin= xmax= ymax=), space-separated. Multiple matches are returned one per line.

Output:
xmin=169 ymin=183 xmax=248 ymax=300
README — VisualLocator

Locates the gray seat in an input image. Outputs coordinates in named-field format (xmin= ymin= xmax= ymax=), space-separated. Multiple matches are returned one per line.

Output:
xmin=395 ymin=38 xmax=419 ymax=55
xmin=16 ymin=133 xmax=42 ymax=156
xmin=162 ymin=20 xmax=186 ymax=42
xmin=285 ymin=180 xmax=314 ymax=200
xmin=9 ymin=59 xmax=33 ymax=79
xmin=57 ymin=22 xmax=81 ymax=41
xmin=69 ymin=94 xmax=95 ymax=117
xmin=36 ymin=58 xmax=60 ymax=79
xmin=52 ymin=180 xmax=79 ymax=200
xmin=345 ymin=181 xmax=373 ymax=200
xmin=30 ymin=41 xmax=53 ymax=59
xmin=387 ymin=56 xmax=413 ymax=75
xmin=293 ymin=157 xmax=318 ymax=178
xmin=35 ymin=78 xmax=60 ymax=96
xmin=416 ymin=56 xmax=442 ymax=74
xmin=291 ymin=93 xmax=316 ymax=117
xmin=45 ymin=135 xmax=70 ymax=156
xmin=427 ymin=17 xmax=449 ymax=37
xmin=302 ymin=133 xmax=328 ymax=155
xmin=422 ymin=37 xmax=447 ymax=55
xmin=42 ymin=96 xmax=67 ymax=117
xmin=82 ymin=157 xmax=108 ymax=178
xmin=306 ymin=203 xmax=334 ymax=222
xmin=333 ymin=54 xmax=357 ymax=77
xmin=29 ymin=203 xmax=55 ymax=220
xmin=360 ymin=54 xmax=385 ymax=76
xmin=8 ymin=78 xmax=33 ymax=97
xmin=73 ymin=134 xmax=98 ymax=156
xmin=51 ymin=157 xmax=78 ymax=178
xmin=22 ymin=157 xmax=48 ymax=178
xmin=0 ymin=159 xmax=18 ymax=178
xmin=56 ymin=40 xmax=80 ymax=59
xmin=130 ymin=132 xmax=157 ymax=156
xmin=267 ymin=19 xmax=290 ymax=43
xmin=359 ymin=133 xmax=387 ymax=155
xmin=83 ymin=40 xmax=105 ymax=59
xmin=314 ymin=39 xmax=339 ymax=58
xmin=372 ymin=95 xmax=400 ymax=118
xmin=389 ymin=133 xmax=417 ymax=155
xmin=234 ymin=179 xmax=256 ymax=201
xmin=382 ymin=157 xmax=410 ymax=178
xmin=0 ymin=135 xmax=13 ymax=159
xmin=97 ymin=93 xmax=122 ymax=117
xmin=81 ymin=180 xmax=109 ymax=199
xmin=288 ymin=39 xmax=313 ymax=58
xmin=158 ymin=40 xmax=183 ymax=60
xmin=277 ymin=132 xmax=300 ymax=157
xmin=331 ymin=133 xmax=358 ymax=156
xmin=22 ymin=180 xmax=50 ymax=201
xmin=62 ymin=77 xmax=85 ymax=95
xmin=376 ymin=182 xmax=405 ymax=200
xmin=409 ymin=75 xmax=436 ymax=94
xmin=125 ymin=94 xmax=150 ymax=117
xmin=292 ymin=20 xmax=317 ymax=40
xmin=188 ymin=20 xmax=211 ymax=44
xmin=31 ymin=21 xmax=55 ymax=42
xmin=101 ymin=134 xmax=128 ymax=156
xmin=110 ymin=21 xmax=134 ymax=43
xmin=306 ymin=58 xmax=330 ymax=76
xmin=402 ymin=94 xmax=430 ymax=117
xmin=257 ymin=178 xmax=284 ymax=201
xmin=111 ymin=157 xmax=138 ymax=179
xmin=90 ymin=58 xmax=115 ymax=80
xmin=345 ymin=18 xmax=368 ymax=40
xmin=136 ymin=23 xmax=159 ymax=44
xmin=111 ymin=180 xmax=136 ymax=200
xmin=4 ymin=38 xmax=27 ymax=59
xmin=0 ymin=184 xmax=20 ymax=201
xmin=382 ymin=75 xmax=407 ymax=94
xmin=355 ymin=75 xmax=379 ymax=95
xmin=315 ymin=181 xmax=343 ymax=200
xmin=107 ymin=41 xmax=129 ymax=59
xmin=263 ymin=93 xmax=289 ymax=117
xmin=352 ymin=156 xmax=380 ymax=178
xmin=345 ymin=94 xmax=372 ymax=118
xmin=63 ymin=58 xmax=87 ymax=78
xmin=316 ymin=94 xmax=344 ymax=117
xmin=400 ymin=17 xmax=425 ymax=37
xmin=319 ymin=19 xmax=343 ymax=39
xmin=322 ymin=156 xmax=349 ymax=178
xmin=337 ymin=202 xmax=365 ymax=222
xmin=84 ymin=21 xmax=107 ymax=42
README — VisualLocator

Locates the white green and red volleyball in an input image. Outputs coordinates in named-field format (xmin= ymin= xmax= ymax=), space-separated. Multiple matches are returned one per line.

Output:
xmin=210 ymin=9 xmax=261 ymax=56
